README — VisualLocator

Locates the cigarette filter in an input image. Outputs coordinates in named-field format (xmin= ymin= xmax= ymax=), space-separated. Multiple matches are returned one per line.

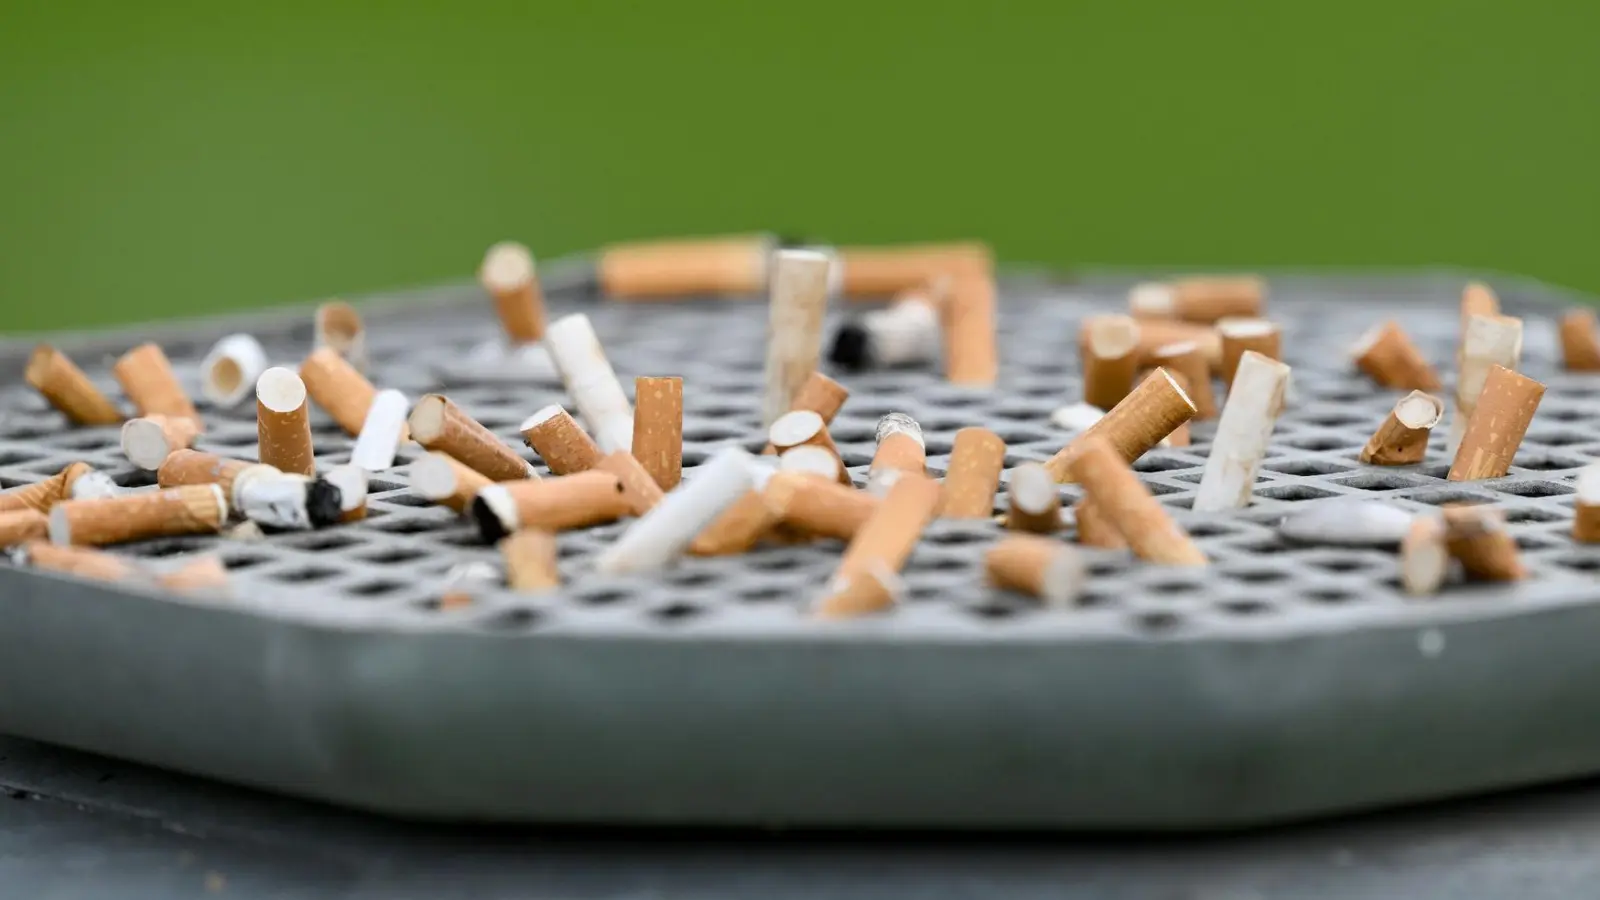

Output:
xmin=1079 ymin=314 xmax=1142 ymax=411
xmin=21 ymin=541 xmax=141 ymax=582
xmin=594 ymin=446 xmax=758 ymax=574
xmin=502 ymin=529 xmax=560 ymax=592
xmin=1560 ymin=311 xmax=1600 ymax=371
xmin=827 ymin=279 xmax=947 ymax=371
xmin=520 ymin=405 xmax=604 ymax=475
xmin=1441 ymin=504 xmax=1525 ymax=581
xmin=761 ymin=249 xmax=833 ymax=426
xmin=763 ymin=470 xmax=880 ymax=542
xmin=1360 ymin=391 xmax=1444 ymax=466
xmin=1194 ymin=351 xmax=1291 ymax=512
xmin=1451 ymin=314 xmax=1523 ymax=454
xmin=1448 ymin=365 xmax=1544 ymax=481
xmin=1129 ymin=276 xmax=1265 ymax=323
xmin=545 ymin=313 xmax=635 ymax=453
xmin=323 ymin=464 xmax=370 ymax=522
xmin=761 ymin=371 xmax=850 ymax=454
xmin=940 ymin=427 xmax=1006 ymax=519
xmin=836 ymin=242 xmax=992 ymax=298
xmin=479 ymin=241 xmax=547 ymax=344
xmin=1216 ymin=317 xmax=1282 ymax=389
xmin=868 ymin=413 xmax=925 ymax=496
xmin=767 ymin=410 xmax=849 ymax=484
xmin=1073 ymin=498 xmax=1127 ymax=549
xmin=1574 ymin=465 xmax=1600 ymax=543
xmin=598 ymin=234 xmax=773 ymax=299
xmin=156 ymin=556 xmax=231 ymax=594
xmin=1147 ymin=340 xmax=1216 ymax=420
xmin=199 ymin=334 xmax=270 ymax=408
xmin=1349 ymin=322 xmax=1441 ymax=391
xmin=985 ymin=535 xmax=1085 ymax=606
xmin=943 ymin=273 xmax=999 ymax=386
xmin=409 ymin=451 xmax=492 ymax=514
xmin=299 ymin=347 xmax=382 ymax=437
xmin=1400 ymin=515 xmax=1450 ymax=596
xmin=632 ymin=376 xmax=684 ymax=490
xmin=1069 ymin=436 xmax=1205 ymax=565
xmin=596 ymin=451 xmax=666 ymax=517
xmin=813 ymin=562 xmax=906 ymax=620
xmin=689 ymin=461 xmax=781 ymax=556
xmin=49 ymin=484 xmax=227 ymax=547
xmin=473 ymin=471 xmax=630 ymax=542
xmin=24 ymin=345 xmax=123 ymax=425
xmin=349 ymin=389 xmax=410 ymax=472
xmin=120 ymin=415 xmax=201 ymax=471
xmin=314 ymin=300 xmax=368 ymax=373
xmin=256 ymin=367 xmax=317 ymax=477
xmin=1005 ymin=462 xmax=1061 ymax=533
xmin=1045 ymin=369 xmax=1196 ymax=483
xmin=0 ymin=509 xmax=48 ymax=547
xmin=112 ymin=343 xmax=200 ymax=425
xmin=408 ymin=394 xmax=533 ymax=483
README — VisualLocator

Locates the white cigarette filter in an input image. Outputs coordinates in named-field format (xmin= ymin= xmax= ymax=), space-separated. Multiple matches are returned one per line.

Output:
xmin=199 ymin=334 xmax=269 ymax=408
xmin=322 ymin=463 xmax=370 ymax=522
xmin=314 ymin=301 xmax=368 ymax=374
xmin=827 ymin=281 xmax=947 ymax=371
xmin=594 ymin=446 xmax=757 ymax=575
xmin=1573 ymin=465 xmax=1600 ymax=543
xmin=1451 ymin=314 xmax=1523 ymax=454
xmin=350 ymin=389 xmax=410 ymax=472
xmin=762 ymin=249 xmax=834 ymax=426
xmin=231 ymin=467 xmax=342 ymax=530
xmin=780 ymin=445 xmax=847 ymax=481
xmin=544 ymin=313 xmax=635 ymax=454
xmin=1193 ymin=351 xmax=1292 ymax=512
xmin=120 ymin=415 xmax=201 ymax=471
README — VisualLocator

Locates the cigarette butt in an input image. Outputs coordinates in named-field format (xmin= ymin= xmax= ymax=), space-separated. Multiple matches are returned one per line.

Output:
xmin=1069 ymin=436 xmax=1205 ymax=565
xmin=472 ymin=471 xmax=631 ymax=541
xmin=199 ymin=334 xmax=269 ymax=408
xmin=760 ymin=372 xmax=850 ymax=454
xmin=1130 ymin=276 xmax=1265 ymax=323
xmin=689 ymin=465 xmax=782 ymax=556
xmin=1074 ymin=498 xmax=1127 ymax=549
xmin=501 ymin=530 xmax=560 ymax=591
xmin=545 ymin=313 xmax=635 ymax=454
xmin=1144 ymin=367 xmax=1194 ymax=447
xmin=314 ymin=300 xmax=368 ymax=373
xmin=0 ymin=509 xmax=48 ymax=547
xmin=1461 ymin=282 xmax=1500 ymax=327
xmin=762 ymin=249 xmax=833 ymax=426
xmin=778 ymin=445 xmax=848 ymax=484
xmin=632 ymin=376 xmax=684 ymax=490
xmin=1451 ymin=314 xmax=1523 ymax=454
xmin=256 ymin=367 xmax=316 ymax=477
xmin=814 ymin=562 xmax=905 ymax=620
xmin=0 ymin=462 xmax=92 ymax=515
xmin=944 ymin=273 xmax=999 ymax=386
xmin=1147 ymin=340 xmax=1216 ymax=420
xmin=480 ymin=241 xmax=547 ymax=343
xmin=64 ymin=464 xmax=120 ymax=502
xmin=835 ymin=242 xmax=992 ymax=298
xmin=1045 ymin=368 xmax=1196 ymax=483
xmin=1400 ymin=515 xmax=1450 ymax=596
xmin=595 ymin=447 xmax=758 ymax=574
xmin=1194 ymin=351 xmax=1292 ymax=512
xmin=409 ymin=451 xmax=492 ymax=514
xmin=827 ymin=279 xmax=948 ymax=371
xmin=437 ymin=591 xmax=474 ymax=610
xmin=596 ymin=450 xmax=666 ymax=517
xmin=157 ymin=450 xmax=256 ymax=500
xmin=408 ymin=394 xmax=533 ymax=483
xmin=763 ymin=470 xmax=881 ymax=541
xmin=299 ymin=347 xmax=383 ymax=438
xmin=21 ymin=541 xmax=141 ymax=582
xmin=1079 ymin=314 xmax=1142 ymax=411
xmin=229 ymin=468 xmax=341 ymax=531
xmin=121 ymin=415 xmax=201 ymax=471
xmin=1574 ymin=465 xmax=1600 ymax=543
xmin=986 ymin=535 xmax=1086 ymax=605
xmin=767 ymin=410 xmax=849 ymax=485
xmin=1133 ymin=319 xmax=1224 ymax=371
xmin=350 ymin=389 xmax=409 ymax=472
xmin=1447 ymin=365 xmax=1544 ymax=481
xmin=868 ymin=413 xmax=925 ymax=495
xmin=1441 ymin=504 xmax=1525 ymax=581
xmin=941 ymin=427 xmax=1006 ymax=518
xmin=1360 ymin=391 xmax=1444 ymax=466
xmin=1005 ymin=463 xmax=1061 ymax=533
xmin=49 ymin=484 xmax=227 ymax=547
xmin=830 ymin=472 xmax=941 ymax=589
xmin=598 ymin=234 xmax=773 ymax=299
xmin=1217 ymin=317 xmax=1282 ymax=389
xmin=112 ymin=343 xmax=200 ymax=426
xmin=25 ymin=345 xmax=123 ymax=425
xmin=520 ymin=405 xmax=604 ymax=475
xmin=1350 ymin=322 xmax=1442 ymax=391
xmin=1560 ymin=311 xmax=1600 ymax=371
xmin=323 ymin=464 xmax=369 ymax=522
xmin=157 ymin=555 xmax=230 ymax=594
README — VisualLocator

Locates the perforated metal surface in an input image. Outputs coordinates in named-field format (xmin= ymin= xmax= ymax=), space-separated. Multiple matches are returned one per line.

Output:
xmin=0 ymin=267 xmax=1598 ymax=829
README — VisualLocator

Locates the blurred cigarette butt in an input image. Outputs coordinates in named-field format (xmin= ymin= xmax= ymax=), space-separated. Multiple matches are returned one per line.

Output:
xmin=473 ymin=471 xmax=631 ymax=541
xmin=157 ymin=450 xmax=255 ymax=500
xmin=778 ymin=445 xmax=847 ymax=484
xmin=408 ymin=394 xmax=533 ymax=483
xmin=763 ymin=470 xmax=880 ymax=541
xmin=521 ymin=405 xmax=604 ymax=476
xmin=632 ymin=376 xmax=684 ymax=490
xmin=1069 ymin=436 xmax=1205 ymax=565
xmin=545 ymin=313 xmax=636 ymax=454
xmin=300 ymin=347 xmax=383 ymax=438
xmin=1194 ymin=352 xmax=1291 ymax=512
xmin=1451 ymin=314 xmax=1523 ymax=454
xmin=49 ymin=484 xmax=227 ymax=547
xmin=1573 ymin=465 xmax=1600 ymax=543
xmin=480 ymin=242 xmax=547 ymax=343
xmin=25 ymin=345 xmax=123 ymax=425
xmin=689 ymin=478 xmax=782 ymax=556
xmin=1134 ymin=319 xmax=1223 ymax=371
xmin=1217 ymin=317 xmax=1282 ymax=389
xmin=594 ymin=447 xmax=757 ymax=575
xmin=836 ymin=242 xmax=992 ymax=298
xmin=1461 ymin=282 xmax=1500 ymax=328
xmin=1441 ymin=504 xmax=1525 ymax=581
xmin=761 ymin=372 xmax=849 ymax=454
xmin=941 ymin=427 xmax=1006 ymax=519
xmin=596 ymin=450 xmax=666 ymax=517
xmin=1148 ymin=340 xmax=1216 ymax=420
xmin=1073 ymin=498 xmax=1127 ymax=549
xmin=409 ymin=451 xmax=492 ymax=513
xmin=438 ymin=592 xmax=474 ymax=610
xmin=1360 ymin=391 xmax=1444 ymax=466
xmin=502 ymin=530 xmax=561 ymax=592
xmin=200 ymin=335 xmax=269 ymax=408
xmin=1 ymin=461 xmax=94 ymax=515
xmin=1447 ymin=365 xmax=1544 ymax=481
xmin=985 ymin=535 xmax=1086 ymax=606
xmin=814 ymin=563 xmax=905 ymax=620
xmin=1400 ymin=515 xmax=1449 ymax=596
xmin=349 ymin=389 xmax=410 ymax=472
xmin=767 ymin=410 xmax=849 ymax=485
xmin=1560 ymin=311 xmax=1600 ymax=371
xmin=1046 ymin=369 xmax=1196 ymax=483
xmin=323 ymin=464 xmax=369 ymax=523
xmin=762 ymin=249 xmax=833 ymax=426
xmin=1004 ymin=463 xmax=1061 ymax=534
xmin=868 ymin=413 xmax=925 ymax=496
xmin=121 ymin=415 xmax=201 ymax=471
xmin=599 ymin=234 xmax=773 ymax=299
xmin=828 ymin=279 xmax=948 ymax=371
xmin=157 ymin=556 xmax=231 ymax=594
xmin=1350 ymin=322 xmax=1441 ymax=391
xmin=944 ymin=274 xmax=999 ymax=386
xmin=112 ymin=343 xmax=200 ymax=425
xmin=1130 ymin=276 xmax=1265 ymax=323
xmin=22 ymin=541 xmax=141 ymax=582
xmin=256 ymin=368 xmax=316 ymax=477
xmin=314 ymin=300 xmax=368 ymax=373
xmin=1079 ymin=315 xmax=1142 ymax=411
xmin=0 ymin=509 xmax=48 ymax=547
xmin=830 ymin=472 xmax=941 ymax=591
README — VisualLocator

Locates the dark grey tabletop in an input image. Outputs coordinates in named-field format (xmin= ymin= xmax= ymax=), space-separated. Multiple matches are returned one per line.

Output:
xmin=3 ymin=733 xmax=1599 ymax=900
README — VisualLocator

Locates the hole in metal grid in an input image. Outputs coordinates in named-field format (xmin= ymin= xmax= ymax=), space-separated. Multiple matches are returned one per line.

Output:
xmin=1133 ymin=609 xmax=1183 ymax=634
xmin=1087 ymin=559 xmax=1127 ymax=578
xmin=1146 ymin=578 xmax=1202 ymax=594
xmin=483 ymin=607 xmax=543 ymax=630
xmin=1332 ymin=472 xmax=1418 ymax=492
xmin=1162 ymin=495 xmax=1195 ymax=510
xmin=1282 ymin=434 xmax=1353 ymax=451
xmin=1515 ymin=533 xmax=1555 ymax=551
xmin=1143 ymin=481 xmax=1186 ymax=496
xmin=373 ymin=518 xmax=450 ymax=535
xmin=1514 ymin=453 xmax=1586 ymax=471
xmin=668 ymin=570 xmax=718 ymax=588
xmin=0 ymin=475 xmax=32 ymax=489
xmin=1301 ymin=414 xmax=1368 ymax=428
xmin=1494 ymin=481 xmax=1575 ymax=498
xmin=347 ymin=579 xmax=407 ymax=597
xmin=1307 ymin=588 xmax=1356 ymax=605
xmin=286 ymin=533 xmax=364 ymax=552
xmin=1416 ymin=463 xmax=1453 ymax=480
xmin=271 ymin=567 xmax=342 ymax=584
xmin=1539 ymin=406 xmax=1590 ymax=422
xmin=1503 ymin=507 xmax=1566 ymax=524
xmin=916 ymin=554 xmax=968 ymax=572
xmin=748 ymin=553 xmax=808 ymax=572
xmin=683 ymin=425 xmax=748 ymax=444
xmin=1308 ymin=557 xmax=1373 ymax=573
xmin=0 ymin=450 xmax=45 ymax=466
xmin=379 ymin=493 xmax=437 ymax=508
xmin=367 ymin=479 xmax=406 ymax=494
xmin=1254 ymin=484 xmax=1341 ymax=502
xmin=1186 ymin=521 xmax=1236 ymax=538
xmin=110 ymin=468 xmax=159 ymax=488
xmin=738 ymin=585 xmax=788 ymax=603
xmin=1075 ymin=590 xmax=1114 ymax=609
xmin=125 ymin=538 xmax=211 ymax=558
xmin=1171 ymin=471 xmax=1269 ymax=485
xmin=1407 ymin=489 xmax=1493 ymax=507
xmin=924 ymin=528 xmax=992 ymax=547
xmin=50 ymin=435 xmax=113 ymax=452
xmin=1555 ymin=555 xmax=1600 ymax=573
xmin=440 ymin=532 xmax=489 ymax=548
xmin=969 ymin=601 xmax=1021 ymax=620
xmin=652 ymin=601 xmax=703 ymax=623
xmin=682 ymin=449 xmax=709 ymax=466
xmin=360 ymin=546 xmax=428 ymax=565
xmin=1527 ymin=431 xmax=1591 ymax=447
xmin=1217 ymin=599 xmax=1272 ymax=616
xmin=1132 ymin=455 xmax=1195 ymax=473
xmin=1224 ymin=568 xmax=1290 ymax=584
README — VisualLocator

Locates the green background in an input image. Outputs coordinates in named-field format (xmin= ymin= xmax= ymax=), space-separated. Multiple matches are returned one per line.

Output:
xmin=2 ymin=1 xmax=1595 ymax=331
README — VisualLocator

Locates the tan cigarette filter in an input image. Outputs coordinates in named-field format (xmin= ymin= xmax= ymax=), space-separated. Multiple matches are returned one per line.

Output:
xmin=767 ymin=410 xmax=849 ymax=484
xmin=830 ymin=472 xmax=942 ymax=588
xmin=25 ymin=345 xmax=123 ymax=425
xmin=1130 ymin=276 xmax=1265 ymax=323
xmin=409 ymin=451 xmax=492 ymax=513
xmin=1461 ymin=282 xmax=1500 ymax=327
xmin=599 ymin=234 xmax=773 ymax=299
xmin=1452 ymin=313 xmax=1523 ymax=453
xmin=1148 ymin=341 xmax=1216 ymax=420
xmin=502 ymin=530 xmax=561 ymax=592
xmin=1560 ymin=311 xmax=1600 ymax=371
xmin=1069 ymin=436 xmax=1205 ymax=565
xmin=689 ymin=489 xmax=782 ymax=556
xmin=157 ymin=450 xmax=255 ymax=499
xmin=480 ymin=241 xmax=547 ymax=343
xmin=324 ymin=464 xmax=369 ymax=523
xmin=1441 ymin=504 xmax=1525 ymax=581
xmin=760 ymin=372 xmax=850 ymax=454
xmin=1573 ymin=465 xmax=1600 ymax=543
xmin=22 ymin=541 xmax=141 ymax=582
xmin=112 ymin=343 xmax=200 ymax=425
xmin=121 ymin=415 xmax=201 ymax=471
xmin=944 ymin=273 xmax=999 ymax=386
xmin=1360 ymin=391 xmax=1444 ymax=466
xmin=157 ymin=556 xmax=231 ymax=594
xmin=1146 ymin=367 xmax=1194 ymax=448
xmin=1074 ymin=498 xmax=1127 ymax=549
xmin=1349 ymin=321 xmax=1442 ymax=391
xmin=314 ymin=300 xmax=367 ymax=372
xmin=1079 ymin=314 xmax=1142 ymax=411
xmin=1045 ymin=368 xmax=1196 ymax=483
xmin=1217 ymin=317 xmax=1282 ymax=388
xmin=408 ymin=394 xmax=532 ymax=483
xmin=596 ymin=451 xmax=666 ymax=517
xmin=1400 ymin=515 xmax=1449 ymax=597
xmin=941 ymin=427 xmax=1006 ymax=518
xmin=986 ymin=535 xmax=1086 ymax=606
xmin=1133 ymin=319 xmax=1224 ymax=370
xmin=763 ymin=470 xmax=881 ymax=541
xmin=0 ymin=509 xmax=48 ymax=547
xmin=521 ymin=406 xmax=604 ymax=475
xmin=299 ymin=347 xmax=381 ymax=437
xmin=484 ymin=471 xmax=631 ymax=532
xmin=50 ymin=484 xmax=227 ymax=547
xmin=869 ymin=413 xmax=926 ymax=493
xmin=836 ymin=242 xmax=992 ymax=298
xmin=632 ymin=376 xmax=684 ymax=490
xmin=0 ymin=461 xmax=91 ymax=515
xmin=1447 ymin=365 xmax=1544 ymax=481
xmin=1004 ymin=462 xmax=1061 ymax=534
xmin=256 ymin=367 xmax=317 ymax=477
xmin=814 ymin=563 xmax=905 ymax=620
xmin=762 ymin=249 xmax=833 ymax=426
